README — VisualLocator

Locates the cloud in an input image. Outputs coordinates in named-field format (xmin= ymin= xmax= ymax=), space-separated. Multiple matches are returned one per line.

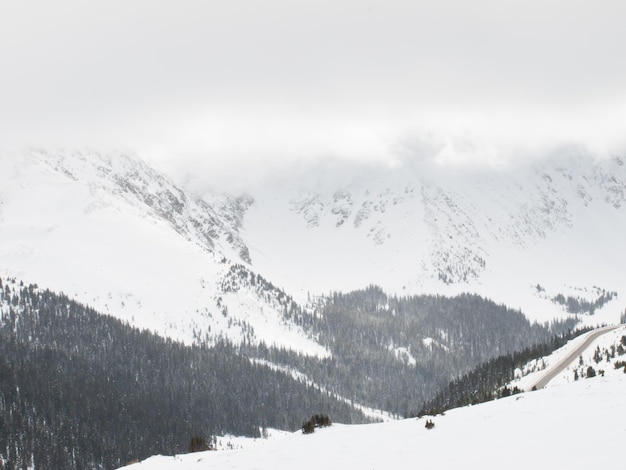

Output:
xmin=2 ymin=0 xmax=626 ymax=187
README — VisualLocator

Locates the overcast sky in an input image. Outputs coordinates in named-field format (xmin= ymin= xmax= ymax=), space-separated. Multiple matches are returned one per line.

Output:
xmin=2 ymin=0 xmax=626 ymax=187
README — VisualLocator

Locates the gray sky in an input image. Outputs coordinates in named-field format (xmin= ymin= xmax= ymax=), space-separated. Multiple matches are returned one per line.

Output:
xmin=2 ymin=0 xmax=626 ymax=186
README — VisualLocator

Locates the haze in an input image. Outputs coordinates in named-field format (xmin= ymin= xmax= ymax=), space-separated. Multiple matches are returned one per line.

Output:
xmin=2 ymin=0 xmax=626 ymax=190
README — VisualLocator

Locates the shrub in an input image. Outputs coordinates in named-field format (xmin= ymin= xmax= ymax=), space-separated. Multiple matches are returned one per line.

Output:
xmin=302 ymin=414 xmax=332 ymax=434
xmin=188 ymin=436 xmax=213 ymax=453
xmin=302 ymin=420 xmax=316 ymax=434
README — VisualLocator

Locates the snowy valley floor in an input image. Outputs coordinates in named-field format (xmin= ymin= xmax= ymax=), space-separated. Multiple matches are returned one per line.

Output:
xmin=120 ymin=370 xmax=626 ymax=469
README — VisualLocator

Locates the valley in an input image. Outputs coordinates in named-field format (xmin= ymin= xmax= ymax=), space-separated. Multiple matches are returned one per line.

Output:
xmin=0 ymin=149 xmax=624 ymax=469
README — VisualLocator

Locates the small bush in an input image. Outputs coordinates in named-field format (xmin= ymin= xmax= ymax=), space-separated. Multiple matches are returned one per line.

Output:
xmin=188 ymin=436 xmax=213 ymax=453
xmin=499 ymin=385 xmax=522 ymax=398
xmin=302 ymin=420 xmax=315 ymax=434
xmin=311 ymin=414 xmax=332 ymax=427
xmin=425 ymin=419 xmax=435 ymax=430
xmin=302 ymin=414 xmax=332 ymax=434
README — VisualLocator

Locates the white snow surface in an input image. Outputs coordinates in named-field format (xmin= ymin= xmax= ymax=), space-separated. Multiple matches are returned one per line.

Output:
xmin=242 ymin=154 xmax=626 ymax=324
xmin=1 ymin=149 xmax=625 ymax=356
xmin=119 ymin=363 xmax=626 ymax=469
xmin=512 ymin=325 xmax=626 ymax=390
xmin=0 ymin=150 xmax=326 ymax=356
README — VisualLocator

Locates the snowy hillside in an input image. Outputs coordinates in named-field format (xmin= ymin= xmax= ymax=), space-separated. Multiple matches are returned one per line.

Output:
xmin=0 ymin=150 xmax=325 ymax=355
xmin=1 ymin=148 xmax=623 ymax=353
xmin=241 ymin=153 xmax=626 ymax=324
xmin=513 ymin=324 xmax=626 ymax=390
xmin=118 ymin=326 xmax=626 ymax=470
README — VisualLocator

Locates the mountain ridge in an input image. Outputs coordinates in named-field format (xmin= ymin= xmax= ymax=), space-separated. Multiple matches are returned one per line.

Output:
xmin=1 ymin=148 xmax=624 ymax=353
xmin=240 ymin=152 xmax=626 ymax=324
xmin=0 ymin=149 xmax=323 ymax=356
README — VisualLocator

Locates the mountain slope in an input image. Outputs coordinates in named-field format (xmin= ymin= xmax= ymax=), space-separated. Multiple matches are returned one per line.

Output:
xmin=240 ymin=152 xmax=626 ymax=324
xmin=0 ymin=277 xmax=368 ymax=470
xmin=1 ymin=148 xmax=623 ymax=351
xmin=0 ymin=150 xmax=324 ymax=355
xmin=119 ymin=348 xmax=626 ymax=469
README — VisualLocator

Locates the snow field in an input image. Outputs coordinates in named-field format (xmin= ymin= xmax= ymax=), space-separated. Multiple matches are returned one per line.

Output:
xmin=119 ymin=372 xmax=626 ymax=470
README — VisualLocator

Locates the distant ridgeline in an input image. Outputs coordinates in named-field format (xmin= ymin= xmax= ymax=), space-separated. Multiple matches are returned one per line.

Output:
xmin=0 ymin=277 xmax=367 ymax=470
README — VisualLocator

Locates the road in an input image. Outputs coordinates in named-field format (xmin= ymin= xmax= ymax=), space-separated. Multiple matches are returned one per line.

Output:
xmin=527 ymin=324 xmax=623 ymax=390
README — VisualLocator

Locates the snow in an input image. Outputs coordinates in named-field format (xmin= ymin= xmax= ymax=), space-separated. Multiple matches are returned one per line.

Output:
xmin=421 ymin=337 xmax=449 ymax=351
xmin=240 ymin=155 xmax=626 ymax=325
xmin=513 ymin=325 xmax=626 ymax=390
xmin=2 ymin=149 xmax=625 ymax=469
xmin=220 ymin=289 xmax=329 ymax=358
xmin=388 ymin=344 xmax=417 ymax=366
xmin=118 ymin=365 xmax=626 ymax=469
xmin=1 ymin=149 xmax=625 ymax=359
xmin=0 ymin=151 xmax=327 ymax=357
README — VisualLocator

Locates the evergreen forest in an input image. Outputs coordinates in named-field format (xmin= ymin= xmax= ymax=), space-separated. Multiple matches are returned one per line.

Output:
xmin=0 ymin=278 xmax=367 ymax=469
xmin=0 ymin=278 xmax=581 ymax=469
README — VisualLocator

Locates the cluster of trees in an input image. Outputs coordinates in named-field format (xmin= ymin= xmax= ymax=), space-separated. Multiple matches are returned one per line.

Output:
xmin=240 ymin=285 xmax=578 ymax=417
xmin=220 ymin=263 xmax=312 ymax=328
xmin=436 ymin=252 xmax=486 ymax=284
xmin=416 ymin=327 xmax=593 ymax=416
xmin=302 ymin=414 xmax=331 ymax=434
xmin=187 ymin=436 xmax=215 ymax=453
xmin=614 ymin=360 xmax=626 ymax=373
xmin=552 ymin=289 xmax=617 ymax=315
xmin=0 ymin=277 xmax=368 ymax=469
xmin=571 ymin=335 xmax=626 ymax=380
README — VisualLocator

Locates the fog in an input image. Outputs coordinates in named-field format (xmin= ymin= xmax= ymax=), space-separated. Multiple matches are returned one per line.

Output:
xmin=2 ymin=1 xmax=626 ymax=190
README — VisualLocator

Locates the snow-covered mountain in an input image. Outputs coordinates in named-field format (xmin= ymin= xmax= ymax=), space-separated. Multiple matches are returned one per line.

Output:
xmin=3 ymin=148 xmax=625 ymax=468
xmin=242 ymin=152 xmax=626 ymax=324
xmin=0 ymin=149 xmax=326 ymax=356
xmin=0 ymin=148 xmax=623 ymax=354
xmin=118 ymin=325 xmax=626 ymax=470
